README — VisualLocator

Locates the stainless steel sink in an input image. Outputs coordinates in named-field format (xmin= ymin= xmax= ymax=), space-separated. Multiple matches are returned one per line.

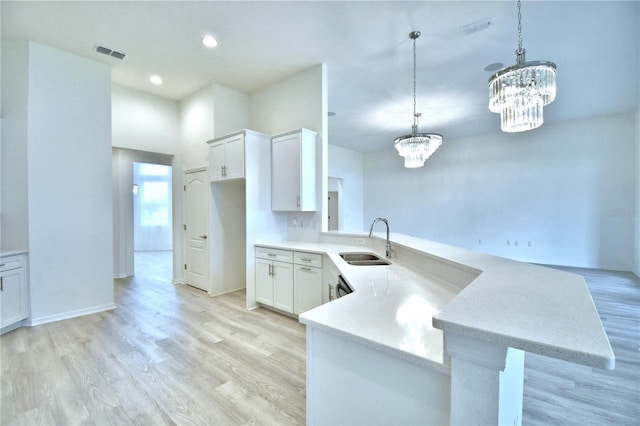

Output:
xmin=339 ymin=252 xmax=391 ymax=266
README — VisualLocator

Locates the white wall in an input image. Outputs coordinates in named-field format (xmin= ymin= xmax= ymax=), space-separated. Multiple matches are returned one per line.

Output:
xmin=363 ymin=113 xmax=637 ymax=271
xmin=179 ymin=84 xmax=215 ymax=170
xmin=26 ymin=42 xmax=114 ymax=322
xmin=111 ymin=85 xmax=181 ymax=280
xmin=213 ymin=83 xmax=250 ymax=138
xmin=1 ymin=41 xmax=29 ymax=252
xmin=328 ymin=144 xmax=364 ymax=232
xmin=249 ymin=64 xmax=327 ymax=241
xmin=112 ymin=84 xmax=179 ymax=155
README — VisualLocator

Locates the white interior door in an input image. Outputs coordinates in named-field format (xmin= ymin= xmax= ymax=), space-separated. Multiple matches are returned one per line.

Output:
xmin=184 ymin=169 xmax=209 ymax=291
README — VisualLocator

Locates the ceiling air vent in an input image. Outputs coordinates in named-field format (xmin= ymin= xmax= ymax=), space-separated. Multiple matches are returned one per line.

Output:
xmin=94 ymin=45 xmax=127 ymax=60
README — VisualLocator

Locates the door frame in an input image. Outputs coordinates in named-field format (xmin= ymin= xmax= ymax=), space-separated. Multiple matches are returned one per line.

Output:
xmin=112 ymin=148 xmax=175 ymax=279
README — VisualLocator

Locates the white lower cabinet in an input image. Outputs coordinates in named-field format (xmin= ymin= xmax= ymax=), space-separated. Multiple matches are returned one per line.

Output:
xmin=255 ymin=258 xmax=275 ymax=306
xmin=1 ymin=253 xmax=28 ymax=333
xmin=294 ymin=251 xmax=323 ymax=314
xmin=255 ymin=247 xmax=294 ymax=313
xmin=255 ymin=246 xmax=323 ymax=315
xmin=273 ymin=261 xmax=294 ymax=312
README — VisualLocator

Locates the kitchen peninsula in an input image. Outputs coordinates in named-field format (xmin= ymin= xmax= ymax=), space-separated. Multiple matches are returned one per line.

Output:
xmin=255 ymin=232 xmax=614 ymax=425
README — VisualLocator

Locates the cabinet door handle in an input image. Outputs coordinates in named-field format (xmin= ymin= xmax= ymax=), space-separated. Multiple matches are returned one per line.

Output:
xmin=299 ymin=258 xmax=312 ymax=262
xmin=328 ymin=284 xmax=334 ymax=301
xmin=1 ymin=276 xmax=3 ymax=292
xmin=199 ymin=235 xmax=208 ymax=239
xmin=300 ymin=266 xmax=312 ymax=271
xmin=267 ymin=253 xmax=277 ymax=257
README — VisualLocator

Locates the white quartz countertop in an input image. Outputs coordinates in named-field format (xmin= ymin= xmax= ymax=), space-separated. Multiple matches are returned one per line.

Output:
xmin=257 ymin=233 xmax=615 ymax=372
xmin=256 ymin=239 xmax=457 ymax=373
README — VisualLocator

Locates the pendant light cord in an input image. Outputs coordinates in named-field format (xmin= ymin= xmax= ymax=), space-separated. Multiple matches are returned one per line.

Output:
xmin=516 ymin=0 xmax=526 ymax=65
xmin=410 ymin=31 xmax=420 ymax=135
xmin=517 ymin=0 xmax=522 ymax=52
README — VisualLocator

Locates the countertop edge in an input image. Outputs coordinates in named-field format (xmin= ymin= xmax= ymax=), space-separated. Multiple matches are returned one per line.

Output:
xmin=299 ymin=314 xmax=452 ymax=375
xmin=432 ymin=316 xmax=615 ymax=370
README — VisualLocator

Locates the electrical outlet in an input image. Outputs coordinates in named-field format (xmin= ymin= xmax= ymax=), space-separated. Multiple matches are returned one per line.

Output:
xmin=514 ymin=240 xmax=519 ymax=246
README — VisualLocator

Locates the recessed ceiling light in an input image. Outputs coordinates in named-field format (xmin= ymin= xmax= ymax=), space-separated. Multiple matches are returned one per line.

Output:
xmin=202 ymin=35 xmax=218 ymax=48
xmin=150 ymin=75 xmax=163 ymax=85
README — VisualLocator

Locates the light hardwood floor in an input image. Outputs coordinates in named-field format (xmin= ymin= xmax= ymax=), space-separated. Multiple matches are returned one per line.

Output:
xmin=1 ymin=251 xmax=306 ymax=425
xmin=522 ymin=265 xmax=640 ymax=425
xmin=1 ymin=252 xmax=638 ymax=425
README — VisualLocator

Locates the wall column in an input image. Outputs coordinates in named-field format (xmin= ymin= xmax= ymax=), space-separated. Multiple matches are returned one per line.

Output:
xmin=446 ymin=332 xmax=525 ymax=425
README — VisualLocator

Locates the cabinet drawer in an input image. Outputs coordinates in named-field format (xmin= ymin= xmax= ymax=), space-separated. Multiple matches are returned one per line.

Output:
xmin=255 ymin=246 xmax=293 ymax=263
xmin=294 ymin=251 xmax=322 ymax=268
xmin=1 ymin=255 xmax=24 ymax=272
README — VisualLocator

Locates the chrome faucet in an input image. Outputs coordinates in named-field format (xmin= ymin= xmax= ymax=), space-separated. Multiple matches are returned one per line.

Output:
xmin=368 ymin=217 xmax=392 ymax=258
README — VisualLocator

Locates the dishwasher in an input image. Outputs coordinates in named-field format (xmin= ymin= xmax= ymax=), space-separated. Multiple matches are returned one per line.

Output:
xmin=335 ymin=275 xmax=354 ymax=299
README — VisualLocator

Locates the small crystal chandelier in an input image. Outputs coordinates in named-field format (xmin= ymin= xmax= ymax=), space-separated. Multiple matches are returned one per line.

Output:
xmin=488 ymin=0 xmax=557 ymax=132
xmin=394 ymin=31 xmax=442 ymax=168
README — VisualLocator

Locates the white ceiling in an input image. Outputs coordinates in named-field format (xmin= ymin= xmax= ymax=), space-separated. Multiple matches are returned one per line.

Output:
xmin=2 ymin=1 xmax=639 ymax=152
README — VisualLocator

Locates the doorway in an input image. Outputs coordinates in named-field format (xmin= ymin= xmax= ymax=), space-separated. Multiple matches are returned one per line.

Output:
xmin=328 ymin=191 xmax=339 ymax=231
xmin=328 ymin=177 xmax=343 ymax=231
xmin=112 ymin=147 xmax=176 ymax=280
xmin=133 ymin=162 xmax=173 ymax=280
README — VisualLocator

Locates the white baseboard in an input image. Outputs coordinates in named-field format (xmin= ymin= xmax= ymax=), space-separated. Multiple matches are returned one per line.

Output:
xmin=28 ymin=302 xmax=116 ymax=327
xmin=208 ymin=286 xmax=245 ymax=297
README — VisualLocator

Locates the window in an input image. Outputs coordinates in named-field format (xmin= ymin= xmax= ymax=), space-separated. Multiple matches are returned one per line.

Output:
xmin=134 ymin=163 xmax=172 ymax=228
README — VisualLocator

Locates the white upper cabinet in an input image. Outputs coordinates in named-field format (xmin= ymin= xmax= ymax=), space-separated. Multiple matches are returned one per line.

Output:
xmin=271 ymin=128 xmax=317 ymax=211
xmin=207 ymin=132 xmax=245 ymax=182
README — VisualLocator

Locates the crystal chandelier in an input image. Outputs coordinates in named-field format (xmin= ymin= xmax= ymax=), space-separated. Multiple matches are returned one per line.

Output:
xmin=488 ymin=0 xmax=557 ymax=132
xmin=394 ymin=31 xmax=442 ymax=168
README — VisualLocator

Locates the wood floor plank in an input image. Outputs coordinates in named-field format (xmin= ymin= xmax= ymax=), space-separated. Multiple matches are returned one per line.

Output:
xmin=522 ymin=266 xmax=640 ymax=425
